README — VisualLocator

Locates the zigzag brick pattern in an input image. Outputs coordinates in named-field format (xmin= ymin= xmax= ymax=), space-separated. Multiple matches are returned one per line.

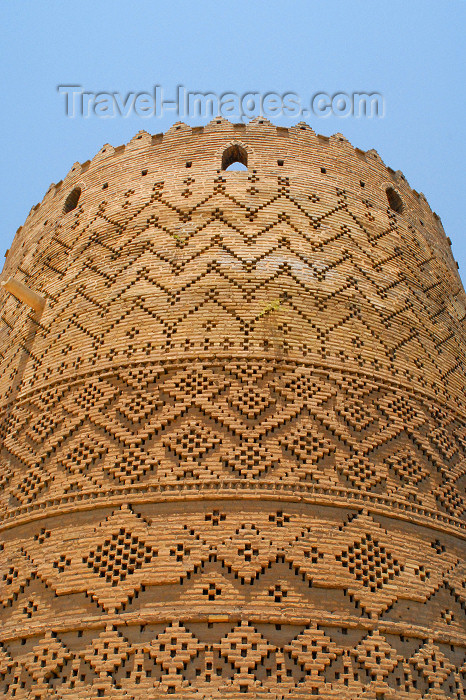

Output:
xmin=0 ymin=118 xmax=465 ymax=698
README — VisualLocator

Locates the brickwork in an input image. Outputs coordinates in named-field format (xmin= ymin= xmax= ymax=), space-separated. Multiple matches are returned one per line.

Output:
xmin=0 ymin=118 xmax=465 ymax=698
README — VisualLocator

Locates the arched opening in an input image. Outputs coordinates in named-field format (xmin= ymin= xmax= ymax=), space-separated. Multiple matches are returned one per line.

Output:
xmin=63 ymin=187 xmax=81 ymax=213
xmin=222 ymin=145 xmax=248 ymax=171
xmin=386 ymin=187 xmax=403 ymax=213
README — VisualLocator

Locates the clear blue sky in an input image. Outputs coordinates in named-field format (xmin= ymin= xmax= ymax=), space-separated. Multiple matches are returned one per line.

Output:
xmin=1 ymin=1 xmax=465 ymax=274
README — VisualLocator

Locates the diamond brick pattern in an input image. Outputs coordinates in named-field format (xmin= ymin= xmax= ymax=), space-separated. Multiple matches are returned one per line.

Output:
xmin=338 ymin=534 xmax=403 ymax=592
xmin=82 ymin=529 xmax=157 ymax=585
xmin=0 ymin=119 xmax=464 ymax=698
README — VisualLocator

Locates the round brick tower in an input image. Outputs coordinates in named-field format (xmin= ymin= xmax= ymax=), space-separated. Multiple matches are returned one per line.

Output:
xmin=0 ymin=118 xmax=465 ymax=699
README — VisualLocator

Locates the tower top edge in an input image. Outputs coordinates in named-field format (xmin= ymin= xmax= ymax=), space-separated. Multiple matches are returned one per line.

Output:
xmin=21 ymin=117 xmax=440 ymax=233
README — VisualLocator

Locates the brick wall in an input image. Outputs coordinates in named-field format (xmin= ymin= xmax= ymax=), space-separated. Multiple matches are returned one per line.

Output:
xmin=0 ymin=118 xmax=464 ymax=698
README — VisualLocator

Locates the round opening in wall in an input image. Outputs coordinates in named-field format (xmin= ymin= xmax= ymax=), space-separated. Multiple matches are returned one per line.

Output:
xmin=222 ymin=145 xmax=248 ymax=171
xmin=63 ymin=187 xmax=81 ymax=213
xmin=386 ymin=187 xmax=403 ymax=213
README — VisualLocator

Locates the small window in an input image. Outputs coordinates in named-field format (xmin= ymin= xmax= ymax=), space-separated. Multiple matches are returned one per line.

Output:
xmin=277 ymin=159 xmax=284 ymax=166
xmin=63 ymin=187 xmax=81 ymax=213
xmin=321 ymin=167 xmax=326 ymax=174
xmin=222 ymin=144 xmax=247 ymax=171
xmin=141 ymin=169 xmax=148 ymax=176
xmin=386 ymin=187 xmax=403 ymax=213
xmin=186 ymin=161 xmax=192 ymax=168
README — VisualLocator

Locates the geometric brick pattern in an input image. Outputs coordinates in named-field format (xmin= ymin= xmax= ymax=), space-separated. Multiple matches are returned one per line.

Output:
xmin=0 ymin=119 xmax=464 ymax=698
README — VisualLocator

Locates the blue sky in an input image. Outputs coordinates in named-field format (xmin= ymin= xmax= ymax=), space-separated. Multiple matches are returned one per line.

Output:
xmin=1 ymin=1 xmax=465 ymax=274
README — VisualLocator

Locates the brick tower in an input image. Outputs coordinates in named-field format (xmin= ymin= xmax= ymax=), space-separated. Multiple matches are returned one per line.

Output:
xmin=0 ymin=119 xmax=465 ymax=699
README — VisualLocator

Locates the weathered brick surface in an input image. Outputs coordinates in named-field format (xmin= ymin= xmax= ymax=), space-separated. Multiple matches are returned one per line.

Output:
xmin=0 ymin=118 xmax=465 ymax=698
